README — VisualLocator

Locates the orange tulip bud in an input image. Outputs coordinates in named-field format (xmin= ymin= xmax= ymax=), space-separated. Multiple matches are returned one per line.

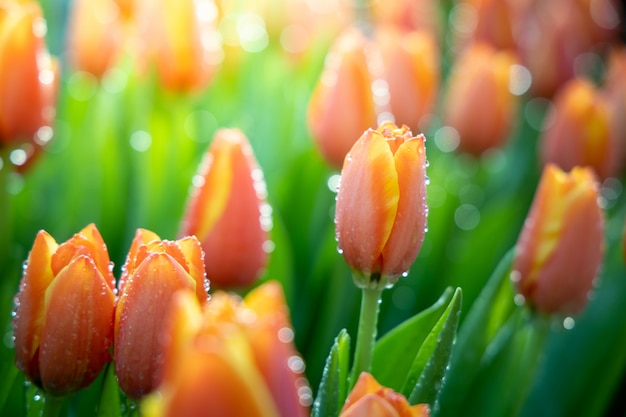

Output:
xmin=179 ymin=128 xmax=271 ymax=289
xmin=307 ymin=27 xmax=378 ymax=168
xmin=540 ymin=78 xmax=618 ymax=179
xmin=335 ymin=122 xmax=428 ymax=289
xmin=512 ymin=164 xmax=605 ymax=316
xmin=114 ymin=229 xmax=207 ymax=398
xmin=443 ymin=42 xmax=517 ymax=156
xmin=12 ymin=224 xmax=116 ymax=395
xmin=376 ymin=26 xmax=440 ymax=132
xmin=340 ymin=372 xmax=430 ymax=417
xmin=0 ymin=0 xmax=58 ymax=150
xmin=143 ymin=281 xmax=309 ymax=417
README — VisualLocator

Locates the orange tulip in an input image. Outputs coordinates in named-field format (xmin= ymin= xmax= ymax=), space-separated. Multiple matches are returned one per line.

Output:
xmin=142 ymin=281 xmax=309 ymax=417
xmin=376 ymin=26 xmax=440 ymax=132
xmin=114 ymin=229 xmax=207 ymax=398
xmin=370 ymin=0 xmax=443 ymax=43
xmin=12 ymin=224 xmax=116 ymax=395
xmin=307 ymin=27 xmax=377 ymax=168
xmin=179 ymin=128 xmax=271 ymax=289
xmin=340 ymin=372 xmax=430 ymax=417
xmin=540 ymin=78 xmax=619 ymax=179
xmin=0 ymin=0 xmax=58 ymax=149
xmin=443 ymin=42 xmax=517 ymax=156
xmin=512 ymin=164 xmax=604 ymax=316
xmin=453 ymin=0 xmax=518 ymax=51
xmin=335 ymin=122 xmax=428 ymax=289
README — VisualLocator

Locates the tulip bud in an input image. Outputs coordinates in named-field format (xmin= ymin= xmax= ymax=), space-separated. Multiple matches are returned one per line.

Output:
xmin=443 ymin=42 xmax=517 ymax=156
xmin=307 ymin=27 xmax=378 ymax=168
xmin=179 ymin=128 xmax=271 ymax=289
xmin=12 ymin=224 xmax=116 ymax=395
xmin=335 ymin=122 xmax=428 ymax=289
xmin=0 ymin=0 xmax=58 ymax=159
xmin=512 ymin=164 xmax=605 ymax=316
xmin=540 ymin=78 xmax=618 ymax=179
xmin=114 ymin=229 xmax=207 ymax=398
xmin=340 ymin=372 xmax=430 ymax=417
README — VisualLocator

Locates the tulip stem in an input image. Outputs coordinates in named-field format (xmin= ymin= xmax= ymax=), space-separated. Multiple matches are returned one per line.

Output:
xmin=350 ymin=286 xmax=383 ymax=388
xmin=42 ymin=393 xmax=64 ymax=417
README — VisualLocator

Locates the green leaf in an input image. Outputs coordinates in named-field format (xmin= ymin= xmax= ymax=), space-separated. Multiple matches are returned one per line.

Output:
xmin=371 ymin=287 xmax=454 ymax=391
xmin=96 ymin=363 xmax=121 ymax=417
xmin=433 ymin=248 xmax=516 ymax=417
xmin=311 ymin=329 xmax=351 ymax=417
xmin=405 ymin=288 xmax=462 ymax=405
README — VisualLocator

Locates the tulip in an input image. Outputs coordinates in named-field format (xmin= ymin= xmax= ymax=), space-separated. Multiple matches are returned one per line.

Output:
xmin=376 ymin=26 xmax=440 ymax=132
xmin=142 ymin=280 xmax=309 ymax=417
xmin=0 ymin=0 xmax=58 ymax=151
xmin=452 ymin=0 xmax=518 ymax=51
xmin=179 ymin=128 xmax=271 ymax=289
xmin=512 ymin=164 xmax=604 ymax=316
xmin=442 ymin=42 xmax=517 ymax=156
xmin=335 ymin=122 xmax=428 ymax=289
xmin=340 ymin=372 xmax=430 ymax=417
xmin=307 ymin=27 xmax=378 ymax=168
xmin=114 ymin=229 xmax=207 ymax=398
xmin=370 ymin=0 xmax=443 ymax=43
xmin=540 ymin=77 xmax=619 ymax=179
xmin=12 ymin=224 xmax=116 ymax=395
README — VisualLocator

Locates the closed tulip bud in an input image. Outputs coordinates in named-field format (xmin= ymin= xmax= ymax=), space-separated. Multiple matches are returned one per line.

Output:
xmin=0 ymin=0 xmax=58 ymax=151
xmin=114 ymin=229 xmax=207 ymax=398
xmin=179 ymin=128 xmax=271 ymax=289
xmin=512 ymin=164 xmax=605 ymax=316
xmin=307 ymin=27 xmax=378 ymax=168
xmin=376 ymin=26 xmax=440 ymax=131
xmin=12 ymin=224 xmax=116 ymax=395
xmin=443 ymin=43 xmax=517 ymax=156
xmin=335 ymin=122 xmax=428 ymax=289
xmin=540 ymin=78 xmax=619 ymax=179
xmin=143 ymin=281 xmax=308 ymax=417
xmin=340 ymin=372 xmax=430 ymax=417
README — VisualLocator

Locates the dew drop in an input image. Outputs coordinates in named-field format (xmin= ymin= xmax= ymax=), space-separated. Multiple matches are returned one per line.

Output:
xmin=513 ymin=293 xmax=526 ymax=306
xmin=336 ymin=246 xmax=344 ymax=255
xmin=401 ymin=271 xmax=409 ymax=278
xmin=33 ymin=394 xmax=41 ymax=402
xmin=287 ymin=355 xmax=305 ymax=374
xmin=563 ymin=316 xmax=575 ymax=330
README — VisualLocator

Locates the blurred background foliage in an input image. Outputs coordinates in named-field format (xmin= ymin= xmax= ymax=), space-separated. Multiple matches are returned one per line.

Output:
xmin=1 ymin=0 xmax=626 ymax=415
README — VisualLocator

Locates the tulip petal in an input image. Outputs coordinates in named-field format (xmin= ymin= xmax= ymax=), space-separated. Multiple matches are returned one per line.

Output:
xmin=342 ymin=394 xmax=401 ymax=417
xmin=13 ymin=230 xmax=58 ymax=383
xmin=119 ymin=228 xmax=161 ymax=294
xmin=39 ymin=255 xmax=115 ymax=395
xmin=381 ymin=134 xmax=427 ymax=277
xmin=176 ymin=236 xmax=208 ymax=301
xmin=336 ymin=129 xmax=399 ymax=276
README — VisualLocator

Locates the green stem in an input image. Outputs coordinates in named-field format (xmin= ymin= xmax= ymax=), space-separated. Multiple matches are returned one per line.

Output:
xmin=350 ymin=286 xmax=383 ymax=388
xmin=42 ymin=393 xmax=64 ymax=417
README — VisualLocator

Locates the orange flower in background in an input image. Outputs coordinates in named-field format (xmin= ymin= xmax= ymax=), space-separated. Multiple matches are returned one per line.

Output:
xmin=376 ymin=26 xmax=440 ymax=132
xmin=0 ymin=0 xmax=58 ymax=157
xmin=540 ymin=78 xmax=619 ymax=179
xmin=307 ymin=27 xmax=377 ymax=168
xmin=443 ymin=42 xmax=517 ymax=156
xmin=370 ymin=0 xmax=443 ymax=43
xmin=142 ymin=281 xmax=310 ymax=417
xmin=452 ymin=0 xmax=518 ymax=51
xmin=135 ymin=0 xmax=222 ymax=92
xmin=340 ymin=372 xmax=430 ymax=417
xmin=512 ymin=164 xmax=605 ymax=316
xmin=335 ymin=122 xmax=428 ymax=289
xmin=114 ymin=229 xmax=207 ymax=399
xmin=12 ymin=224 xmax=116 ymax=395
xmin=179 ymin=128 xmax=271 ymax=289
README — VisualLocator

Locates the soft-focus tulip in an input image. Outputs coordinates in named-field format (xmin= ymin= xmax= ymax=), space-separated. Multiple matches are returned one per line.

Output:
xmin=370 ymin=0 xmax=443 ymax=43
xmin=453 ymin=0 xmax=518 ymax=51
xmin=135 ymin=0 xmax=222 ymax=92
xmin=66 ymin=0 xmax=126 ymax=77
xmin=142 ymin=280 xmax=310 ymax=417
xmin=540 ymin=78 xmax=619 ymax=179
xmin=0 ymin=0 xmax=58 ymax=156
xmin=443 ymin=43 xmax=517 ymax=156
xmin=603 ymin=47 xmax=626 ymax=169
xmin=512 ymin=164 xmax=604 ymax=316
xmin=335 ymin=122 xmax=428 ymax=289
xmin=376 ymin=26 xmax=439 ymax=132
xmin=13 ymin=224 xmax=116 ymax=395
xmin=179 ymin=128 xmax=271 ymax=289
xmin=307 ymin=27 xmax=378 ymax=168
xmin=340 ymin=372 xmax=430 ymax=417
xmin=114 ymin=229 xmax=207 ymax=398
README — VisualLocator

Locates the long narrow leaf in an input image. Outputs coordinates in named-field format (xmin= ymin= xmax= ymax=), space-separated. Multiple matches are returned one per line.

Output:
xmin=311 ymin=329 xmax=351 ymax=417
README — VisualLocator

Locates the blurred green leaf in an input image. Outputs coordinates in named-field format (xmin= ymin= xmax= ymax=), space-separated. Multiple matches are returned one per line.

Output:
xmin=96 ymin=364 xmax=120 ymax=417
xmin=371 ymin=287 xmax=454 ymax=391
xmin=406 ymin=288 xmax=462 ymax=406
xmin=311 ymin=329 xmax=351 ymax=417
